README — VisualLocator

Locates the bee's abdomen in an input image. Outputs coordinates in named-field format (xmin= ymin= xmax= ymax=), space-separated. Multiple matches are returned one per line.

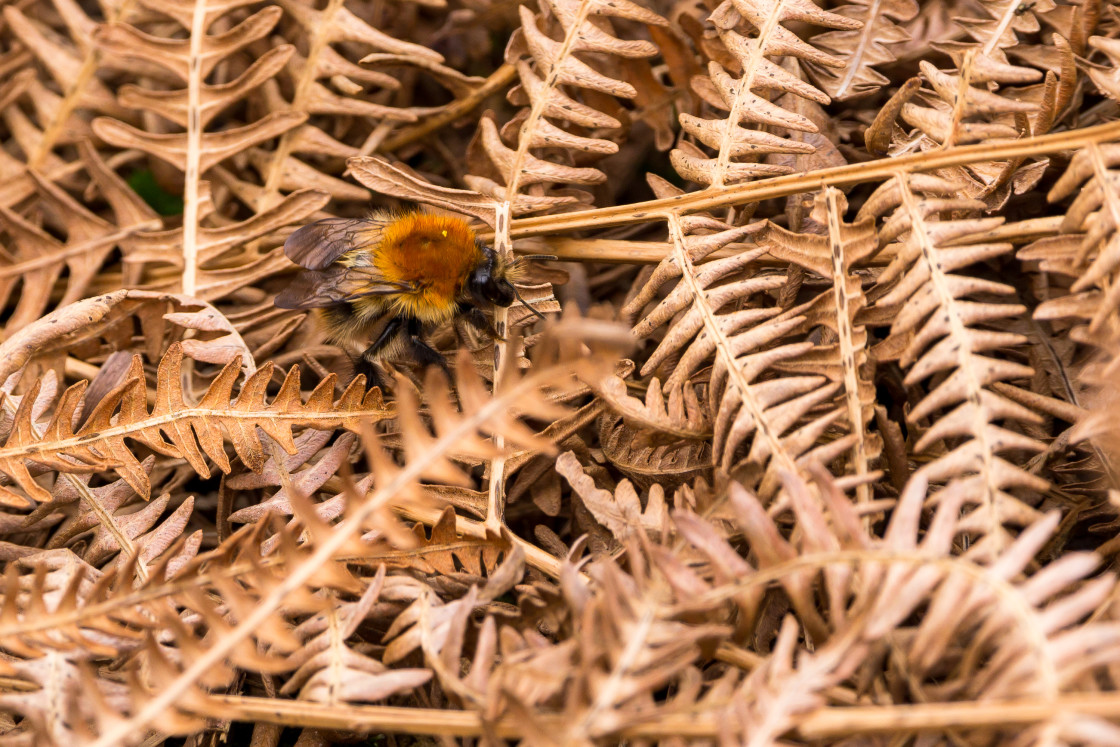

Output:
xmin=317 ymin=300 xmax=386 ymax=344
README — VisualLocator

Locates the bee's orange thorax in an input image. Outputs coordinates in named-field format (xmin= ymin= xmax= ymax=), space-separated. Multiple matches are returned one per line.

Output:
xmin=372 ymin=213 xmax=482 ymax=323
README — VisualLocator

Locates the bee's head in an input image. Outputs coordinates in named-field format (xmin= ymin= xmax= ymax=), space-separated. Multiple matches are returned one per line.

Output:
xmin=469 ymin=244 xmax=516 ymax=307
xmin=469 ymin=243 xmax=549 ymax=322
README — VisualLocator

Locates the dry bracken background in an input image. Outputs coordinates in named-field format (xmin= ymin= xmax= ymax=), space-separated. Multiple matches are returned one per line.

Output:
xmin=5 ymin=0 xmax=1120 ymax=744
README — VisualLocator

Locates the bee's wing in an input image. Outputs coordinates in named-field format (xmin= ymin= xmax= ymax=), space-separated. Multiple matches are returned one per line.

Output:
xmin=283 ymin=218 xmax=385 ymax=270
xmin=275 ymin=266 xmax=414 ymax=309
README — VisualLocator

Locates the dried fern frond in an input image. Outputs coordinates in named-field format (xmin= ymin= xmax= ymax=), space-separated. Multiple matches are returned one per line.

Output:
xmin=417 ymin=467 xmax=1119 ymax=743
xmin=251 ymin=0 xmax=455 ymax=212
xmin=598 ymin=407 xmax=712 ymax=491
xmin=873 ymin=9 xmax=1070 ymax=206
xmin=398 ymin=505 xmax=509 ymax=577
xmin=90 ymin=4 xmax=303 ymax=167
xmin=763 ymin=188 xmax=881 ymax=500
xmin=0 ymin=548 xmax=166 ymax=664
xmin=0 ymin=649 xmax=130 ymax=745
xmin=466 ymin=0 xmax=667 ymax=212
xmin=383 ymin=544 xmax=525 ymax=664
xmin=0 ymin=184 xmax=121 ymax=336
xmin=463 ymin=546 xmax=729 ymax=742
xmin=952 ymin=0 xmax=1054 ymax=59
xmin=591 ymin=367 xmax=710 ymax=486
xmin=804 ymin=0 xmax=918 ymax=101
xmin=1028 ymin=140 xmax=1120 ymax=473
xmin=897 ymin=58 xmax=1039 ymax=143
xmin=281 ymin=570 xmax=432 ymax=704
xmin=628 ymin=212 xmax=846 ymax=495
xmin=0 ymin=342 xmax=388 ymax=506
xmin=1033 ymin=142 xmax=1120 ymax=344
xmin=0 ymin=142 xmax=161 ymax=336
xmin=0 ymin=0 xmax=137 ymax=205
xmin=674 ymin=467 xmax=1118 ymax=741
xmin=624 ymin=213 xmax=767 ymax=379
xmin=89 ymin=0 xmax=314 ymax=297
xmin=600 ymin=368 xmax=708 ymax=429
xmin=862 ymin=173 xmax=1047 ymax=553
xmin=3 ymin=484 xmax=395 ymax=738
xmin=61 ymin=338 xmax=599 ymax=744
xmin=121 ymin=187 xmax=329 ymax=299
xmin=226 ymin=433 xmax=356 ymax=524
xmin=673 ymin=0 xmax=860 ymax=187
xmin=0 ymin=290 xmax=261 ymax=395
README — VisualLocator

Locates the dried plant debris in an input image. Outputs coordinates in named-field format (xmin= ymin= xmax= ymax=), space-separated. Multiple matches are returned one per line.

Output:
xmin=4 ymin=0 xmax=1120 ymax=744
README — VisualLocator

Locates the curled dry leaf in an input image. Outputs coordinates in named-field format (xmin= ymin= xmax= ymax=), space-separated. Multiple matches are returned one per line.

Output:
xmin=0 ymin=290 xmax=255 ymax=385
xmin=347 ymin=156 xmax=501 ymax=227
xmin=2 ymin=0 xmax=1120 ymax=745
xmin=556 ymin=450 xmax=667 ymax=543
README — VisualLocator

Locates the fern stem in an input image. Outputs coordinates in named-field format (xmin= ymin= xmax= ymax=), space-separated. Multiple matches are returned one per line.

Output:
xmin=204 ymin=691 xmax=1120 ymax=739
xmin=485 ymin=202 xmax=512 ymax=533
xmin=823 ymin=188 xmax=871 ymax=505
xmin=499 ymin=120 xmax=1120 ymax=238
xmin=180 ymin=0 xmax=209 ymax=297
xmin=380 ymin=64 xmax=517 ymax=152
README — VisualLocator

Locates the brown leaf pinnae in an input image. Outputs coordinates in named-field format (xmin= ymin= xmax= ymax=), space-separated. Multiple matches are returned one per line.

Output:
xmin=2 ymin=0 xmax=1120 ymax=745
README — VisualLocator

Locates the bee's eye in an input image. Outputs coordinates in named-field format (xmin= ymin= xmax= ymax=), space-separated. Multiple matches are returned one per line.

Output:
xmin=489 ymin=278 xmax=515 ymax=307
xmin=468 ymin=247 xmax=517 ymax=307
xmin=469 ymin=262 xmax=512 ymax=307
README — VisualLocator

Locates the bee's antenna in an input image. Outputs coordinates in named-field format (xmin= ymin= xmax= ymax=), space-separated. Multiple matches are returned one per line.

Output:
xmin=511 ymin=285 xmax=548 ymax=322
xmin=520 ymin=253 xmax=558 ymax=262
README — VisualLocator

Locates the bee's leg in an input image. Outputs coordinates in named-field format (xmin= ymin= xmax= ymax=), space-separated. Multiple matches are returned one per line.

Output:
xmin=366 ymin=315 xmax=408 ymax=358
xmin=354 ymin=316 xmax=408 ymax=389
xmin=405 ymin=318 xmax=453 ymax=382
xmin=457 ymin=302 xmax=503 ymax=340
xmin=351 ymin=355 xmax=384 ymax=390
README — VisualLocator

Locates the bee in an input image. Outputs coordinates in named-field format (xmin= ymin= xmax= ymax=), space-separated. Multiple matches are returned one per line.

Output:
xmin=275 ymin=211 xmax=546 ymax=382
